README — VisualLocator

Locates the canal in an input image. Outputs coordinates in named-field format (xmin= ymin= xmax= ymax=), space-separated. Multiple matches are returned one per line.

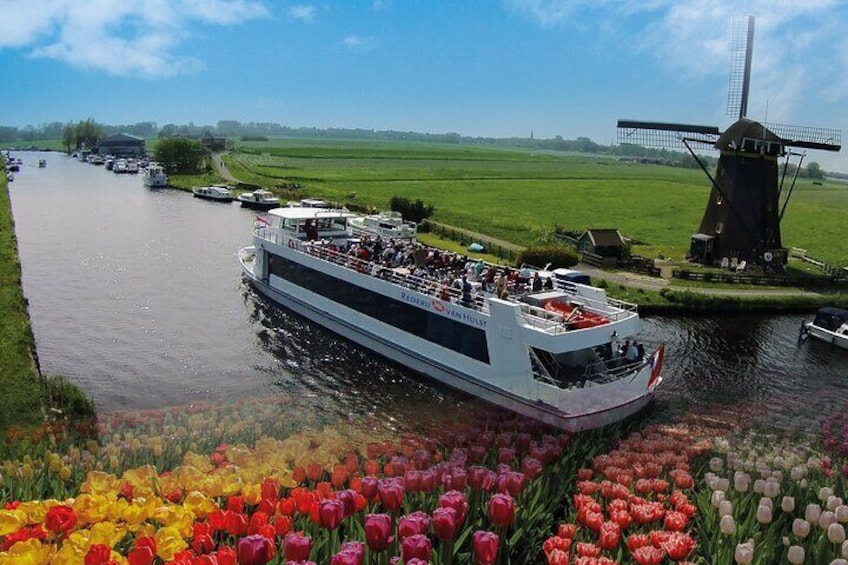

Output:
xmin=9 ymin=152 xmax=848 ymax=431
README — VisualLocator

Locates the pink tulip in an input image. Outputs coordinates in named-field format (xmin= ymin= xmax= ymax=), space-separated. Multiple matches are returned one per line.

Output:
xmin=237 ymin=534 xmax=274 ymax=565
xmin=378 ymin=479 xmax=405 ymax=513
xmin=364 ymin=514 xmax=393 ymax=552
xmin=488 ymin=493 xmax=515 ymax=527
xmin=440 ymin=490 xmax=469 ymax=524
xmin=401 ymin=534 xmax=432 ymax=563
xmin=473 ymin=530 xmax=499 ymax=565
xmin=283 ymin=532 xmax=312 ymax=562
xmin=398 ymin=511 xmax=430 ymax=539
xmin=432 ymin=507 xmax=459 ymax=541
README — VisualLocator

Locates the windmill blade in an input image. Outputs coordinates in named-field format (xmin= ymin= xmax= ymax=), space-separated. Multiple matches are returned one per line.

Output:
xmin=727 ymin=15 xmax=755 ymax=120
xmin=767 ymin=122 xmax=842 ymax=151
xmin=617 ymin=120 xmax=720 ymax=149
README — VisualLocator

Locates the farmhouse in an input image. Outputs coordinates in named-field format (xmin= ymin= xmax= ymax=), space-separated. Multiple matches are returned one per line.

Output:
xmin=98 ymin=133 xmax=145 ymax=157
xmin=578 ymin=229 xmax=626 ymax=259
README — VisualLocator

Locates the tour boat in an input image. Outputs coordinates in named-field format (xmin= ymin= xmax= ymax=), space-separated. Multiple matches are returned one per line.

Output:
xmin=801 ymin=307 xmax=848 ymax=350
xmin=193 ymin=185 xmax=234 ymax=202
xmin=238 ymin=207 xmax=663 ymax=432
xmin=38 ymin=159 xmax=47 ymax=168
xmin=238 ymin=189 xmax=279 ymax=210
xmin=349 ymin=210 xmax=417 ymax=240
xmin=142 ymin=164 xmax=168 ymax=188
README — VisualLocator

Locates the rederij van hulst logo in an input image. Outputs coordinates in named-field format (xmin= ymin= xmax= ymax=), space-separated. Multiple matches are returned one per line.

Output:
xmin=399 ymin=291 xmax=487 ymax=328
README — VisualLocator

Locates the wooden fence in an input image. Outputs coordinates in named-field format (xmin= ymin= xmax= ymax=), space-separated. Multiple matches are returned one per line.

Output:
xmin=672 ymin=270 xmax=848 ymax=288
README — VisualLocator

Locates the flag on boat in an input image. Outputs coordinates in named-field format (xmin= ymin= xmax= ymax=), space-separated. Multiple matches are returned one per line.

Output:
xmin=647 ymin=344 xmax=664 ymax=391
xmin=254 ymin=216 xmax=270 ymax=229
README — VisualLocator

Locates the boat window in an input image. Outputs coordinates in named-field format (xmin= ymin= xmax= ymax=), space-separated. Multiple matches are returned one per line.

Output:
xmin=267 ymin=255 xmax=490 ymax=363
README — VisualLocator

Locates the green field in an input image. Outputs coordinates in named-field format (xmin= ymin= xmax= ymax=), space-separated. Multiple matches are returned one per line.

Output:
xmin=224 ymin=138 xmax=848 ymax=267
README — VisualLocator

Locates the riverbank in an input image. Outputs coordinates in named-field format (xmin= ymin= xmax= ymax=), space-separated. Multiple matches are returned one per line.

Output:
xmin=0 ymin=170 xmax=45 ymax=428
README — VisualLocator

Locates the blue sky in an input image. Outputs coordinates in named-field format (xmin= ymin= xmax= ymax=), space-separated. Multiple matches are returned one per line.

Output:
xmin=1 ymin=0 xmax=846 ymax=171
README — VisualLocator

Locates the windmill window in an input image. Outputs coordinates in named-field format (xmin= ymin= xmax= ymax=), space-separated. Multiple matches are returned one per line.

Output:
xmin=716 ymin=221 xmax=724 ymax=234
xmin=716 ymin=194 xmax=723 ymax=205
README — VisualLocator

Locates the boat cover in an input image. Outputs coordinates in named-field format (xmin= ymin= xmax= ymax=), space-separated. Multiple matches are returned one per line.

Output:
xmin=813 ymin=307 xmax=848 ymax=331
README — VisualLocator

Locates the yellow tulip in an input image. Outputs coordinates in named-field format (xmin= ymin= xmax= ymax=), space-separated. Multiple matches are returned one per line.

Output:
xmin=0 ymin=509 xmax=25 ymax=536
xmin=0 ymin=538 xmax=56 ymax=565
xmin=154 ymin=526 xmax=188 ymax=560
xmin=242 ymin=483 xmax=262 ymax=505
xmin=183 ymin=491 xmax=217 ymax=519
xmin=59 ymin=466 xmax=71 ymax=481
xmin=50 ymin=543 xmax=85 ymax=565
xmin=73 ymin=494 xmax=112 ymax=524
xmin=82 ymin=471 xmax=120 ymax=495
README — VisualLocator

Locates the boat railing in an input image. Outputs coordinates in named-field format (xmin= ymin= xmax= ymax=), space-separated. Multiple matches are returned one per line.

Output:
xmin=517 ymin=300 xmax=638 ymax=336
xmin=294 ymin=239 xmax=490 ymax=313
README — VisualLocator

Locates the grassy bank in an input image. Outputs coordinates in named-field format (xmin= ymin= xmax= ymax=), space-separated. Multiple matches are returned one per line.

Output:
xmin=0 ymin=172 xmax=45 ymax=429
xmin=226 ymin=139 xmax=848 ymax=267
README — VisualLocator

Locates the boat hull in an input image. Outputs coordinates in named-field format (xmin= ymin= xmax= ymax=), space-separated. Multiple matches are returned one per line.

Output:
xmin=804 ymin=323 xmax=848 ymax=350
xmin=239 ymin=249 xmax=657 ymax=431
xmin=239 ymin=199 xmax=278 ymax=210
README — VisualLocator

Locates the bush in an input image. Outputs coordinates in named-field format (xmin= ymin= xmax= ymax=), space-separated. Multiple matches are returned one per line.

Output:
xmin=517 ymin=245 xmax=579 ymax=269
xmin=43 ymin=375 xmax=95 ymax=423
xmin=389 ymin=196 xmax=434 ymax=224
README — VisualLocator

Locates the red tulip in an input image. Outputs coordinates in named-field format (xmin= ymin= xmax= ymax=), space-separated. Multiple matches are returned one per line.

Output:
xmin=631 ymin=545 xmax=665 ymax=565
xmin=273 ymin=515 xmax=293 ymax=536
xmin=404 ymin=470 xmax=423 ymax=492
xmin=260 ymin=478 xmax=280 ymax=500
xmin=661 ymin=531 xmax=696 ymax=561
xmin=401 ymin=534 xmax=432 ymax=563
xmin=575 ymin=542 xmax=601 ymax=557
xmin=627 ymin=533 xmax=651 ymax=552
xmin=336 ymin=489 xmax=357 ymax=518
xmin=488 ymin=493 xmax=515 ymax=527
xmin=497 ymin=447 xmax=516 ymax=465
xmin=191 ymin=522 xmax=215 ymax=554
xmin=432 ymin=507 xmax=459 ymax=541
xmin=520 ymin=457 xmax=544 ymax=480
xmin=216 ymin=545 xmax=237 ymax=565
xmin=227 ymin=495 xmax=245 ymax=514
xmin=360 ymin=476 xmax=379 ymax=500
xmin=284 ymin=532 xmax=313 ymax=562
xmin=546 ymin=548 xmax=569 ymax=565
xmin=224 ymin=511 xmax=249 ymax=536
xmin=44 ymin=505 xmax=77 ymax=534
xmin=420 ymin=469 xmax=436 ymax=493
xmin=84 ymin=544 xmax=112 ymax=565
xmin=364 ymin=514 xmax=393 ymax=551
xmin=598 ymin=521 xmax=621 ymax=551
xmin=377 ymin=479 xmax=405 ymax=513
xmin=248 ymin=511 xmax=270 ymax=535
xmin=439 ymin=490 xmax=469 ymax=524
xmin=504 ymin=471 xmax=526 ymax=497
xmin=472 ymin=530 xmax=499 ymax=565
xmin=319 ymin=499 xmax=346 ymax=530
xmin=127 ymin=546 xmax=155 ymax=565
xmin=398 ymin=511 xmax=430 ymax=539
xmin=237 ymin=534 xmax=275 ymax=565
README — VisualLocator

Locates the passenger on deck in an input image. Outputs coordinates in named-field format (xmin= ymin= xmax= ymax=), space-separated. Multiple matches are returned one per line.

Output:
xmin=461 ymin=276 xmax=473 ymax=307
xmin=495 ymin=272 xmax=508 ymax=299
xmin=626 ymin=341 xmax=639 ymax=362
xmin=531 ymin=272 xmax=543 ymax=292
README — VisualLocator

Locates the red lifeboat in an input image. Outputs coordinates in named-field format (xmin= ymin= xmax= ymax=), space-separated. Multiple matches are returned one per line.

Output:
xmin=544 ymin=301 xmax=610 ymax=329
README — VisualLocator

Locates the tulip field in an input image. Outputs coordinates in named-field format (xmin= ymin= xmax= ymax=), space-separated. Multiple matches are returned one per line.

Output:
xmin=2 ymin=395 xmax=848 ymax=564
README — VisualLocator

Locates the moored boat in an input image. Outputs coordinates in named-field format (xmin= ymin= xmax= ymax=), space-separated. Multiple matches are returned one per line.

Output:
xmin=238 ymin=189 xmax=279 ymax=210
xmin=801 ymin=307 xmax=848 ymax=350
xmin=238 ymin=207 xmax=664 ymax=431
xmin=193 ymin=185 xmax=234 ymax=202
xmin=349 ymin=210 xmax=417 ymax=240
xmin=142 ymin=163 xmax=168 ymax=187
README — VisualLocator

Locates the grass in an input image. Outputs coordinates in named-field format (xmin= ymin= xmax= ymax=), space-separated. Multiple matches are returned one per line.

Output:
xmin=221 ymin=138 xmax=848 ymax=268
xmin=0 ymin=171 xmax=45 ymax=429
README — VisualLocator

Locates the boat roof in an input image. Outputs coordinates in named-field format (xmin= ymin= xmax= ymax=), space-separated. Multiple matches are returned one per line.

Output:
xmin=267 ymin=207 xmax=357 ymax=220
xmin=816 ymin=307 xmax=848 ymax=322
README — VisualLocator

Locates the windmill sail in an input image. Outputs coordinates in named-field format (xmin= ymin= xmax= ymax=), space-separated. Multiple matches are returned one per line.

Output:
xmin=617 ymin=121 xmax=720 ymax=149
xmin=727 ymin=15 xmax=755 ymax=120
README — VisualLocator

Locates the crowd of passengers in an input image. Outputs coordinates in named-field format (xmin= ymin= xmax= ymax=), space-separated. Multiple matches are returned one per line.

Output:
xmin=305 ymin=234 xmax=555 ymax=307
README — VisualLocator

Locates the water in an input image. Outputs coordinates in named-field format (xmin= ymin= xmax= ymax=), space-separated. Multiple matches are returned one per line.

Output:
xmin=9 ymin=152 xmax=848 ymax=429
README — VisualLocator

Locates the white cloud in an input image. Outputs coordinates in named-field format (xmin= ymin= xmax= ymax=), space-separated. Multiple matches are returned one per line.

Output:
xmin=0 ymin=0 xmax=269 ymax=77
xmin=287 ymin=5 xmax=317 ymax=23
xmin=506 ymin=0 xmax=848 ymax=127
xmin=343 ymin=35 xmax=379 ymax=51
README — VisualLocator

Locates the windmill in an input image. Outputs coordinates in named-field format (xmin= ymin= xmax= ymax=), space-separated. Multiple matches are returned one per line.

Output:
xmin=617 ymin=15 xmax=841 ymax=269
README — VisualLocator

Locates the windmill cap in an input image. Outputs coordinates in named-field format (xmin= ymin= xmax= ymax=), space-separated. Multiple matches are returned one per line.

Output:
xmin=716 ymin=118 xmax=782 ymax=152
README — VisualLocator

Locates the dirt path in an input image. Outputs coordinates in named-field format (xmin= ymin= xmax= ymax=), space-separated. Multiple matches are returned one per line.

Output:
xmin=424 ymin=220 xmax=524 ymax=252
xmin=212 ymin=152 xmax=238 ymax=183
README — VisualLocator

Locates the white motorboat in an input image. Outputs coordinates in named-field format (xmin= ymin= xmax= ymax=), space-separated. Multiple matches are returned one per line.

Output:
xmin=349 ymin=210 xmax=417 ymax=240
xmin=238 ymin=189 xmax=279 ymax=210
xmin=802 ymin=307 xmax=848 ymax=350
xmin=238 ymin=207 xmax=664 ymax=432
xmin=193 ymin=185 xmax=234 ymax=202
xmin=142 ymin=163 xmax=168 ymax=187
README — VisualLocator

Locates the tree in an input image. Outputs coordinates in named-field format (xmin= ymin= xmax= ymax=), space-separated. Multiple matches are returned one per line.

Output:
xmin=153 ymin=137 xmax=207 ymax=174
xmin=806 ymin=161 xmax=824 ymax=180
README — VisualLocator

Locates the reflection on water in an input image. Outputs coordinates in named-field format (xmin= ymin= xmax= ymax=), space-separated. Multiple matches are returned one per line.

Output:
xmin=8 ymin=152 xmax=848 ymax=431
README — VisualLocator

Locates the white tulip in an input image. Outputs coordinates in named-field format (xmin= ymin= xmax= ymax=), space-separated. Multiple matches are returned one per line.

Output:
xmin=772 ymin=470 xmax=784 ymax=482
xmin=721 ymin=514 xmax=737 ymax=535
xmin=787 ymin=545 xmax=805 ymax=564
xmin=822 ymin=511 xmax=838 ymax=530
xmin=759 ymin=497 xmax=773 ymax=510
xmin=716 ymin=477 xmax=730 ymax=492
xmin=830 ymin=559 xmax=848 ymax=565
xmin=753 ymin=479 xmax=765 ymax=494
xmin=843 ymin=539 xmax=848 ymax=558
xmin=829 ymin=523 xmax=847 ymax=544
xmin=734 ymin=472 xmax=750 ymax=493
xmin=782 ymin=496 xmax=796 ymax=513
xmin=829 ymin=496 xmax=844 ymax=511
xmin=764 ymin=477 xmax=781 ymax=498
xmin=735 ymin=539 xmax=755 ymax=565
xmin=836 ymin=505 xmax=848 ymax=523
xmin=710 ymin=457 xmax=724 ymax=472
xmin=720 ymin=499 xmax=734 ymax=517
xmin=800 ymin=478 xmax=808 ymax=489
xmin=822 ymin=487 xmax=836 ymax=501
xmin=791 ymin=466 xmax=805 ymax=480
xmin=712 ymin=490 xmax=726 ymax=508
xmin=757 ymin=504 xmax=773 ymax=524
xmin=793 ymin=518 xmax=811 ymax=538
xmin=807 ymin=504 xmax=822 ymax=526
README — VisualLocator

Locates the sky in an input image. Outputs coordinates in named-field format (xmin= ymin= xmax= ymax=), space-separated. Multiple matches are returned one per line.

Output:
xmin=1 ymin=0 xmax=847 ymax=171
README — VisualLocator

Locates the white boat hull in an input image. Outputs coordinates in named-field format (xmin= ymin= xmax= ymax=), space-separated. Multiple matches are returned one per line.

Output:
xmin=239 ymin=245 xmax=660 ymax=431
xmin=803 ymin=323 xmax=848 ymax=350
